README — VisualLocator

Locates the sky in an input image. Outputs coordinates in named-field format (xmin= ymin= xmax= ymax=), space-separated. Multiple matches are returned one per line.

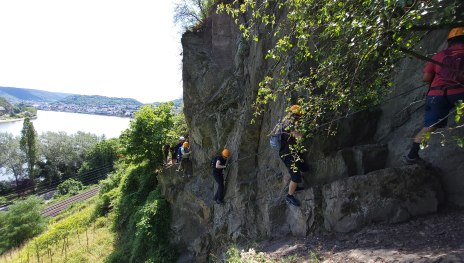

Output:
xmin=0 ymin=0 xmax=183 ymax=104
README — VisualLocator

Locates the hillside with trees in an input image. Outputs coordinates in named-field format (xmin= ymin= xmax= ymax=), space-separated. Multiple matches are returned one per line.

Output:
xmin=0 ymin=86 xmax=72 ymax=103
xmin=0 ymin=97 xmax=37 ymax=120
xmin=55 ymin=95 xmax=142 ymax=107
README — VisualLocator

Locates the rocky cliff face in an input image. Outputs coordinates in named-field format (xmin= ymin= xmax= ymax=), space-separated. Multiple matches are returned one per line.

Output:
xmin=158 ymin=12 xmax=463 ymax=262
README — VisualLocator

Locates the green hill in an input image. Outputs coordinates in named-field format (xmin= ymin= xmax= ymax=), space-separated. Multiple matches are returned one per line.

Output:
xmin=0 ymin=86 xmax=72 ymax=103
xmin=153 ymin=98 xmax=183 ymax=108
xmin=56 ymin=95 xmax=142 ymax=107
xmin=0 ymin=96 xmax=37 ymax=119
xmin=0 ymin=97 xmax=14 ymax=114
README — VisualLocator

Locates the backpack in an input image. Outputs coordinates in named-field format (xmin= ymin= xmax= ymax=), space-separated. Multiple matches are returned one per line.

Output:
xmin=269 ymin=122 xmax=283 ymax=152
xmin=440 ymin=49 xmax=464 ymax=86
xmin=211 ymin=156 xmax=217 ymax=168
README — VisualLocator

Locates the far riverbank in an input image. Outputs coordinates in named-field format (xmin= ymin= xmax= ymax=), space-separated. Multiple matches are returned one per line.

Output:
xmin=0 ymin=118 xmax=23 ymax=123
xmin=0 ymin=115 xmax=38 ymax=123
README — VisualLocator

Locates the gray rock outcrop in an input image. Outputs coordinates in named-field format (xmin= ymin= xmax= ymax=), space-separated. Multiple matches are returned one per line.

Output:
xmin=158 ymin=11 xmax=461 ymax=261
xmin=323 ymin=165 xmax=444 ymax=233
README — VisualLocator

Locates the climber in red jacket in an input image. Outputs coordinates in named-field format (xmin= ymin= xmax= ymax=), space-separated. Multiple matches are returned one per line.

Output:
xmin=404 ymin=27 xmax=464 ymax=165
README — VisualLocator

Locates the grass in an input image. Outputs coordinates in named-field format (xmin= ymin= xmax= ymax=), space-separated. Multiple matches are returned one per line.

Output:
xmin=0 ymin=199 xmax=115 ymax=263
xmin=224 ymin=245 xmax=321 ymax=263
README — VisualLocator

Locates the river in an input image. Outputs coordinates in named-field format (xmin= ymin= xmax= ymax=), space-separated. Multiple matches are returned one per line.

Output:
xmin=0 ymin=110 xmax=132 ymax=181
xmin=0 ymin=110 xmax=131 ymax=138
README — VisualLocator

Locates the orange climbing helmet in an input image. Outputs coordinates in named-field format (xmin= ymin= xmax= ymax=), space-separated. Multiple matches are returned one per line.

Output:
xmin=448 ymin=27 xmax=464 ymax=40
xmin=289 ymin=104 xmax=302 ymax=116
xmin=183 ymin=141 xmax=189 ymax=148
xmin=222 ymin=148 xmax=230 ymax=158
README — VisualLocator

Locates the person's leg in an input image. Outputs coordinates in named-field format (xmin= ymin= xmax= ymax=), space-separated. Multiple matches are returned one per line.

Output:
xmin=405 ymin=95 xmax=448 ymax=163
xmin=408 ymin=127 xmax=437 ymax=159
xmin=218 ymin=180 xmax=225 ymax=202
xmin=183 ymin=159 xmax=192 ymax=177
xmin=213 ymin=173 xmax=225 ymax=203
xmin=213 ymin=173 xmax=219 ymax=201
xmin=283 ymin=155 xmax=302 ymax=206
xmin=288 ymin=180 xmax=297 ymax=195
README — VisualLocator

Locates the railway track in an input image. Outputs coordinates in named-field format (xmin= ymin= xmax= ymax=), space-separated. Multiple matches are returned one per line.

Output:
xmin=41 ymin=187 xmax=100 ymax=217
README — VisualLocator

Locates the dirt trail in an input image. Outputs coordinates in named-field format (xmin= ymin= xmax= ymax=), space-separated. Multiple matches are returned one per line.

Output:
xmin=247 ymin=208 xmax=464 ymax=262
xmin=41 ymin=187 xmax=99 ymax=217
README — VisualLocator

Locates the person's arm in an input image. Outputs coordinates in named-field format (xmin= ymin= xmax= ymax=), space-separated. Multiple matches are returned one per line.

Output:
xmin=215 ymin=160 xmax=227 ymax=169
xmin=423 ymin=72 xmax=434 ymax=83
xmin=423 ymin=57 xmax=436 ymax=83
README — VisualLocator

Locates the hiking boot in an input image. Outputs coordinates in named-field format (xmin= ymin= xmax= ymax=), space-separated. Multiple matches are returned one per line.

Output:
xmin=286 ymin=195 xmax=300 ymax=207
xmin=402 ymin=155 xmax=430 ymax=166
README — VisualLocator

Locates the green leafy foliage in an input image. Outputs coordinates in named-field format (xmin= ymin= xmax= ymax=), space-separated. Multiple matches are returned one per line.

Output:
xmin=78 ymin=138 xmax=120 ymax=185
xmin=0 ymin=196 xmax=47 ymax=254
xmin=1 ymin=199 xmax=115 ymax=263
xmin=455 ymin=100 xmax=463 ymax=124
xmin=225 ymin=245 xmax=243 ymax=263
xmin=1 ymin=131 xmax=102 ymax=199
xmin=420 ymin=131 xmax=432 ymax=149
xmin=0 ymin=97 xmax=14 ymax=113
xmin=174 ymin=0 xmax=218 ymax=31
xmin=93 ymin=163 xmax=125 ymax=218
xmin=218 ymin=0 xmax=462 ymax=141
xmin=20 ymin=117 xmax=39 ymax=179
xmin=38 ymin=131 xmax=100 ymax=187
xmin=120 ymin=103 xmax=174 ymax=169
xmin=168 ymin=109 xmax=188 ymax=145
xmin=55 ymin=178 xmax=84 ymax=197
xmin=106 ymin=163 xmax=176 ymax=263
xmin=0 ymin=132 xmax=25 ymax=187
xmin=32 ymin=204 xmax=93 ymax=252
xmin=453 ymin=100 xmax=464 ymax=148
xmin=0 ymin=97 xmax=37 ymax=119
xmin=93 ymin=103 xmax=179 ymax=262
xmin=129 ymin=190 xmax=174 ymax=262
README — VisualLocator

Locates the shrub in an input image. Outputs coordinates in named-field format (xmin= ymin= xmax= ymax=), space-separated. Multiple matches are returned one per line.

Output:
xmin=0 ymin=196 xmax=47 ymax=254
xmin=129 ymin=190 xmax=175 ymax=263
xmin=55 ymin=178 xmax=84 ymax=197
xmin=0 ymin=196 xmax=6 ymax=205
xmin=107 ymin=163 xmax=177 ymax=263
xmin=78 ymin=138 xmax=120 ymax=185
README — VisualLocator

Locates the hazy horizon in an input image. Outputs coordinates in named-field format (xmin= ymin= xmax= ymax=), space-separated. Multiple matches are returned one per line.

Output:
xmin=0 ymin=0 xmax=183 ymax=104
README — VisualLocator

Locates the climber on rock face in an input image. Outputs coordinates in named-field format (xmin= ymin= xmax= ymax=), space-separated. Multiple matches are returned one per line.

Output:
xmin=403 ymin=27 xmax=464 ymax=165
xmin=281 ymin=104 xmax=310 ymax=207
xmin=213 ymin=148 xmax=230 ymax=205
xmin=178 ymin=141 xmax=191 ymax=176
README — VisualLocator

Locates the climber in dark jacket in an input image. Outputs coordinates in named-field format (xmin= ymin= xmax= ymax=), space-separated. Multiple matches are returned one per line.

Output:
xmin=212 ymin=148 xmax=230 ymax=205
xmin=280 ymin=105 xmax=309 ymax=207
